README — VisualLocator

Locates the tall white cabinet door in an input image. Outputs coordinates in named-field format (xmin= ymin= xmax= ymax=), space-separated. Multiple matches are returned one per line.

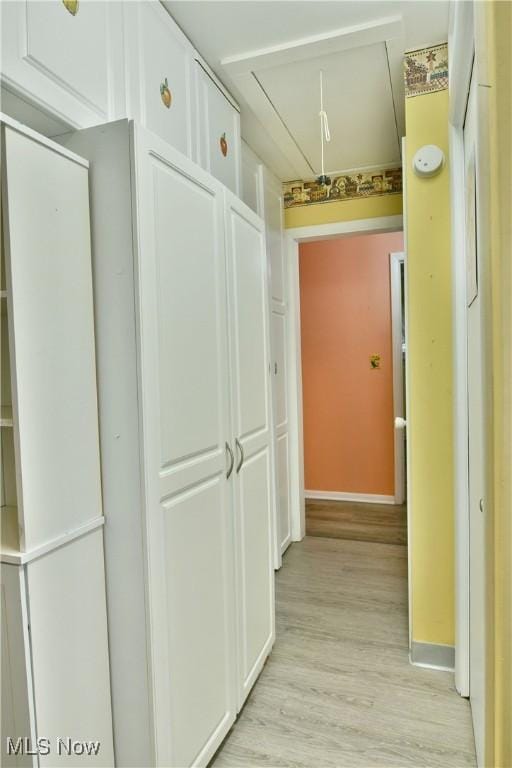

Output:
xmin=124 ymin=1 xmax=196 ymax=159
xmin=2 ymin=123 xmax=102 ymax=552
xmin=225 ymin=192 xmax=275 ymax=708
xmin=133 ymin=127 xmax=236 ymax=768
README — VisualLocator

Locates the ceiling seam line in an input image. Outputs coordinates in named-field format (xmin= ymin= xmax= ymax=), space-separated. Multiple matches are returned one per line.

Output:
xmin=251 ymin=71 xmax=316 ymax=176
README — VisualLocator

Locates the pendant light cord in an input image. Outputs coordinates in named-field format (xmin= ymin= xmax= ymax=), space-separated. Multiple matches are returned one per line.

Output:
xmin=319 ymin=70 xmax=331 ymax=180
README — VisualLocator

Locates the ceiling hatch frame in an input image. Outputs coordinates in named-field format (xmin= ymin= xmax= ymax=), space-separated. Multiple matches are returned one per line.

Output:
xmin=221 ymin=16 xmax=406 ymax=180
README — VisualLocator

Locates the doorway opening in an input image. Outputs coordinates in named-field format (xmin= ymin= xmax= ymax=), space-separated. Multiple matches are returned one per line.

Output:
xmin=285 ymin=213 xmax=411 ymax=637
xmin=298 ymin=230 xmax=406 ymax=547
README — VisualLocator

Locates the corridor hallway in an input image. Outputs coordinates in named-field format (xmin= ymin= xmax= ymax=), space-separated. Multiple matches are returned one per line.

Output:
xmin=211 ymin=537 xmax=476 ymax=767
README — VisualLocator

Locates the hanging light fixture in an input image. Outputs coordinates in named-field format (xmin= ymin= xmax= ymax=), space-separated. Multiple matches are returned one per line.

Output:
xmin=317 ymin=69 xmax=331 ymax=187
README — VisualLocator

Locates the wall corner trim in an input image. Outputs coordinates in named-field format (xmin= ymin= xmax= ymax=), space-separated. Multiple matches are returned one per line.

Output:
xmin=410 ymin=641 xmax=455 ymax=671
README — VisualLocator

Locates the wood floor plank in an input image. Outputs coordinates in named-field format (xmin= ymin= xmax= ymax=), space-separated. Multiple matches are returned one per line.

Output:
xmin=210 ymin=537 xmax=475 ymax=768
xmin=306 ymin=499 xmax=407 ymax=545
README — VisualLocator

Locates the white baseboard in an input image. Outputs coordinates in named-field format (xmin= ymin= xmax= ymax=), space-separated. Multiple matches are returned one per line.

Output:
xmin=305 ymin=490 xmax=396 ymax=505
xmin=410 ymin=641 xmax=455 ymax=671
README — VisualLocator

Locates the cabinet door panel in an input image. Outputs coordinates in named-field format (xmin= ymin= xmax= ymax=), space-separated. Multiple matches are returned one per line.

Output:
xmin=26 ymin=530 xmax=114 ymax=767
xmin=225 ymin=193 xmax=275 ymax=708
xmin=198 ymin=66 xmax=240 ymax=195
xmin=134 ymin=127 xmax=235 ymax=767
xmin=263 ymin=171 xmax=286 ymax=305
xmin=126 ymin=1 xmax=194 ymax=158
xmin=276 ymin=432 xmax=291 ymax=552
xmin=237 ymin=448 xmax=273 ymax=687
xmin=2 ymin=125 xmax=102 ymax=551
xmin=1 ymin=1 xmax=125 ymax=127
xmin=162 ymin=479 xmax=234 ymax=767
xmin=272 ymin=311 xmax=288 ymax=430
xmin=151 ymin=165 xmax=222 ymax=467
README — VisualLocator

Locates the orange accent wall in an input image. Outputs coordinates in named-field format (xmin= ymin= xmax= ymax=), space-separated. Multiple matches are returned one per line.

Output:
xmin=300 ymin=231 xmax=404 ymax=496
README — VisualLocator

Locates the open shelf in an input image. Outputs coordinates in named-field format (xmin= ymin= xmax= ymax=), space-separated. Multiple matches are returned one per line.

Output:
xmin=1 ymin=505 xmax=20 ymax=561
xmin=0 ymin=406 xmax=13 ymax=427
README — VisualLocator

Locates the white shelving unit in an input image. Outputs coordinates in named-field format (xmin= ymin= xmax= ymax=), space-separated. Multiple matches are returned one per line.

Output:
xmin=0 ymin=115 xmax=114 ymax=767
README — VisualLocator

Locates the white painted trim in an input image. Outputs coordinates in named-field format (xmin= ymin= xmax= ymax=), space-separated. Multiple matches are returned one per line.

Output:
xmin=0 ymin=111 xmax=89 ymax=167
xmin=286 ymin=214 xmax=404 ymax=548
xmin=287 ymin=237 xmax=305 ymax=541
xmin=401 ymin=137 xmax=413 ymax=653
xmin=0 ymin=515 xmax=105 ymax=566
xmin=221 ymin=16 xmax=403 ymax=74
xmin=448 ymin=0 xmax=475 ymax=699
xmin=305 ymin=491 xmax=396 ymax=505
xmin=286 ymin=214 xmax=403 ymax=244
xmin=390 ymin=251 xmax=406 ymax=506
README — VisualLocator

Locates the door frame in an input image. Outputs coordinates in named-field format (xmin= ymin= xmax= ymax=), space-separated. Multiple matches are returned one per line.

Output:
xmin=285 ymin=213 xmax=404 ymax=541
xmin=448 ymin=0 xmax=476 ymax=698
xmin=390 ymin=250 xmax=407 ymax=506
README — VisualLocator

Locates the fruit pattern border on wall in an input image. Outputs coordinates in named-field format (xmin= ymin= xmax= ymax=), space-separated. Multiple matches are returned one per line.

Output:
xmin=404 ymin=42 xmax=449 ymax=98
xmin=283 ymin=167 xmax=402 ymax=209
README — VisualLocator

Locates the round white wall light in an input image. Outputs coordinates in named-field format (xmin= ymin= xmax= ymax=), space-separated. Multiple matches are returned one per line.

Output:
xmin=412 ymin=144 xmax=445 ymax=177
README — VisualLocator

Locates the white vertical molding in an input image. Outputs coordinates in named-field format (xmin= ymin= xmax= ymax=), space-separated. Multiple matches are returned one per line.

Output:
xmin=401 ymin=136 xmax=413 ymax=653
xmin=390 ymin=250 xmax=406 ymax=506
xmin=448 ymin=0 xmax=474 ymax=699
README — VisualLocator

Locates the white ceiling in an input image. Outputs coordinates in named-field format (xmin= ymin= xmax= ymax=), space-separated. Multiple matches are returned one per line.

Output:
xmin=166 ymin=1 xmax=450 ymax=180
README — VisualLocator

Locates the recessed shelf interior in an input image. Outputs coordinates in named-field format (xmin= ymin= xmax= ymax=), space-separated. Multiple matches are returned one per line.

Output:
xmin=1 ymin=191 xmax=20 ymax=558
xmin=1 ymin=505 xmax=20 ymax=557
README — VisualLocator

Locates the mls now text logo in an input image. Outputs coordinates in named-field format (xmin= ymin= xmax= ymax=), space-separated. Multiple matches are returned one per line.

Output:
xmin=6 ymin=737 xmax=101 ymax=757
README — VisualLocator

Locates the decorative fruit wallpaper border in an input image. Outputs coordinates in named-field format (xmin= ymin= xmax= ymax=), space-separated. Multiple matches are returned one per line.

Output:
xmin=283 ymin=167 xmax=402 ymax=209
xmin=404 ymin=42 xmax=449 ymax=98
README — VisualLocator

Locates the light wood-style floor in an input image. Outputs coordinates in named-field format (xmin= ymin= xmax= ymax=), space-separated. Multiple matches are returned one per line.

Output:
xmin=306 ymin=499 xmax=407 ymax=546
xmin=211 ymin=537 xmax=476 ymax=767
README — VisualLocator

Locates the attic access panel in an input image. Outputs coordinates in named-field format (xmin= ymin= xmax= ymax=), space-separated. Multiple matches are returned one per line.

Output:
xmin=254 ymin=41 xmax=401 ymax=175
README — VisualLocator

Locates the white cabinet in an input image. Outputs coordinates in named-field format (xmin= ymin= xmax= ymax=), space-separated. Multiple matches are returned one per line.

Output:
xmin=1 ymin=119 xmax=102 ymax=552
xmin=1 ymin=531 xmax=114 ymax=768
xmin=197 ymin=62 xmax=241 ymax=195
xmin=1 ymin=116 xmax=113 ymax=767
xmin=0 ymin=1 xmax=125 ymax=129
xmin=60 ymin=120 xmax=275 ymax=768
xmin=124 ymin=1 xmax=197 ymax=159
xmin=225 ymin=193 xmax=275 ymax=705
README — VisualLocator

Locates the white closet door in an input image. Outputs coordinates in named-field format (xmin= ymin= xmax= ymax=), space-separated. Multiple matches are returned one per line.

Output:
xmin=225 ymin=192 xmax=275 ymax=708
xmin=2 ymin=124 xmax=102 ymax=551
xmin=133 ymin=126 xmax=236 ymax=768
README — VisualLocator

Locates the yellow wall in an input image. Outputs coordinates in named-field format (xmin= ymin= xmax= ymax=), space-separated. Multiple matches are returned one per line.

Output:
xmin=405 ymin=88 xmax=454 ymax=646
xmin=480 ymin=3 xmax=512 ymax=765
xmin=284 ymin=192 xmax=402 ymax=228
